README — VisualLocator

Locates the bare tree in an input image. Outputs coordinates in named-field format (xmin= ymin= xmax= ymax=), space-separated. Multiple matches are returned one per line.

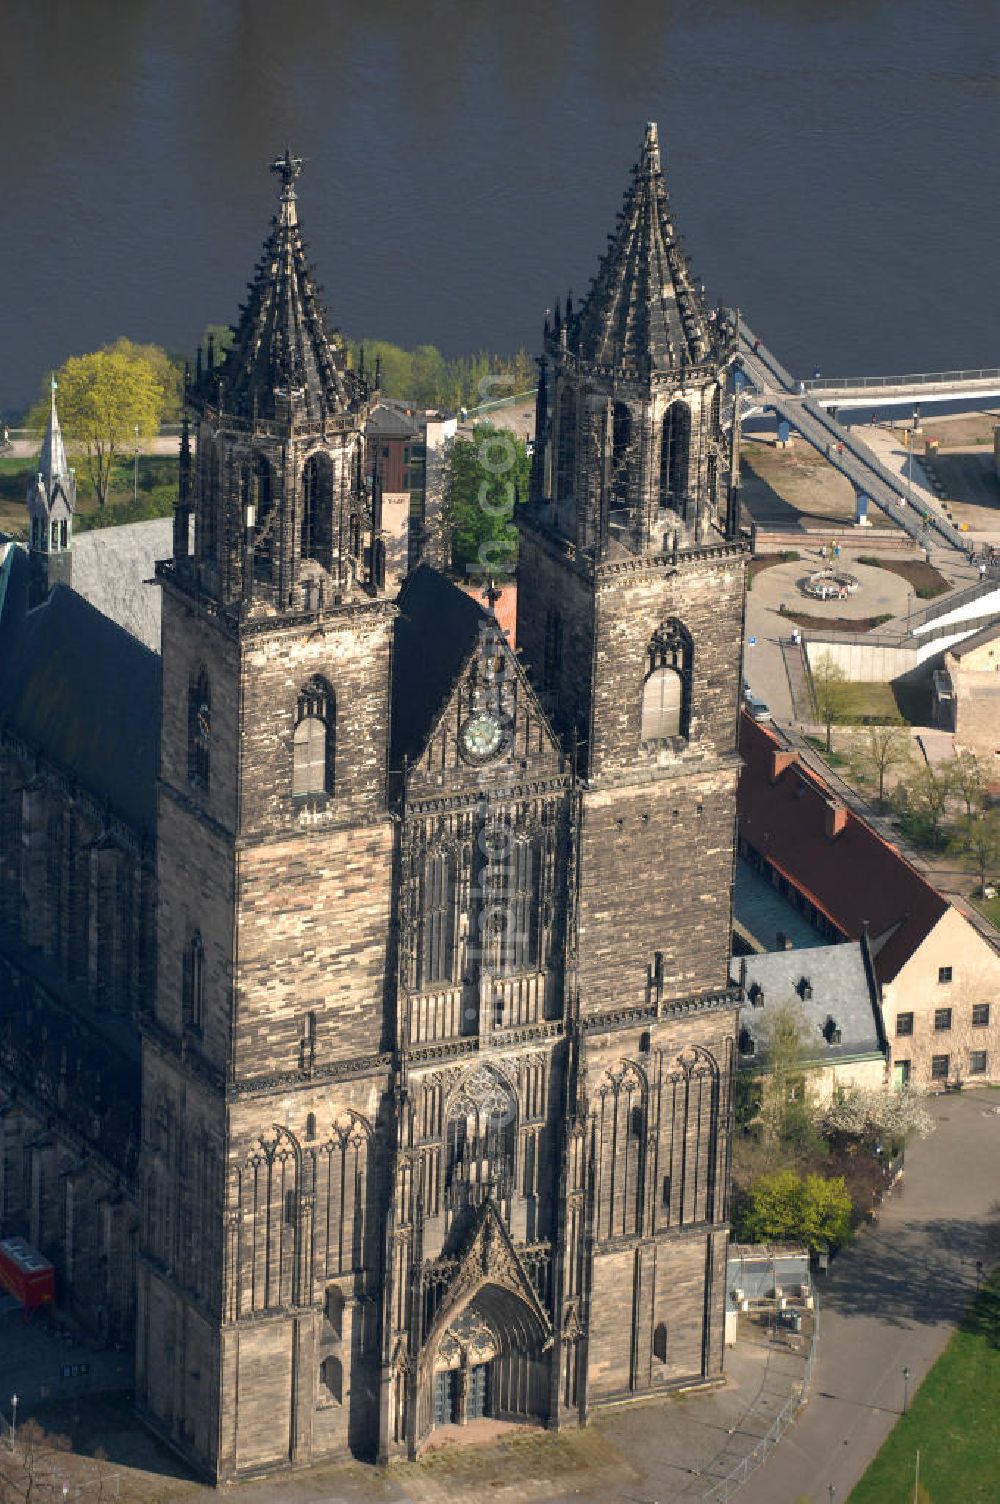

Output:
xmin=850 ymin=720 xmax=913 ymax=806
xmin=810 ymin=653 xmax=852 ymax=754
xmin=950 ymin=750 xmax=987 ymax=817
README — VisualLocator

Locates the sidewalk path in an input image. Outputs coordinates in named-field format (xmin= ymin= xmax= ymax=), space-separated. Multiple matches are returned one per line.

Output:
xmin=735 ymin=1088 xmax=1000 ymax=1504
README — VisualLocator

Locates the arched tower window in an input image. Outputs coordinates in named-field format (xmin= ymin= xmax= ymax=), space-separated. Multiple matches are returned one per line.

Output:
xmin=641 ymin=621 xmax=692 ymax=744
xmin=611 ymin=401 xmax=633 ymax=509
xmin=660 ymin=401 xmax=691 ymax=510
xmin=252 ymin=454 xmax=276 ymax=584
xmin=183 ymin=931 xmax=205 ymax=1033
xmin=292 ymin=677 xmax=334 ymax=797
xmin=187 ymin=668 xmax=211 ymax=790
xmin=301 ymin=453 xmax=333 ymax=569
xmin=419 ymin=847 xmax=455 ymax=987
xmin=555 ymin=386 xmax=576 ymax=504
xmin=653 ymin=1321 xmax=669 ymax=1363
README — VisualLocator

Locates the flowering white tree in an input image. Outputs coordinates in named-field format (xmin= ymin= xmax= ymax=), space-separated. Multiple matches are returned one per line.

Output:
xmin=822 ymin=1085 xmax=934 ymax=1146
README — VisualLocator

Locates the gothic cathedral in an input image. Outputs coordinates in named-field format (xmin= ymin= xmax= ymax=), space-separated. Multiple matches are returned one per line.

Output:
xmin=25 ymin=128 xmax=745 ymax=1480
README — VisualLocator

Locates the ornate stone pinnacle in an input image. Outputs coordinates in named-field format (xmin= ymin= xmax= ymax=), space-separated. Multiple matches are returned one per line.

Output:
xmin=270 ymin=148 xmax=303 ymax=193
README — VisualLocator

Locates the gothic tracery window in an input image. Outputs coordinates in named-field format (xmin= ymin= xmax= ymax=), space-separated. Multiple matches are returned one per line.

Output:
xmin=252 ymin=454 xmax=276 ymax=583
xmin=292 ymin=677 xmax=334 ymax=797
xmin=611 ymin=401 xmax=633 ymax=510
xmin=660 ymin=401 xmax=692 ymax=509
xmin=641 ymin=620 xmax=692 ymax=744
xmin=301 ymin=452 xmax=333 ymax=568
xmin=187 ymin=667 xmax=211 ymax=790
xmin=420 ymin=847 xmax=455 ymax=987
xmin=445 ymin=1067 xmax=516 ymax=1198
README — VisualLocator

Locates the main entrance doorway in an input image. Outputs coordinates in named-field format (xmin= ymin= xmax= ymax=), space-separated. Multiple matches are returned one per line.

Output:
xmin=433 ymin=1370 xmax=458 ymax=1426
xmin=432 ymin=1363 xmax=492 ymax=1426
xmin=467 ymin=1362 xmax=489 ymax=1420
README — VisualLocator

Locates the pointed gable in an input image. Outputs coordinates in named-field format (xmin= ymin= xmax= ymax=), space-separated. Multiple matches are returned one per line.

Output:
xmin=573 ymin=122 xmax=717 ymax=376
xmin=392 ymin=565 xmax=563 ymax=792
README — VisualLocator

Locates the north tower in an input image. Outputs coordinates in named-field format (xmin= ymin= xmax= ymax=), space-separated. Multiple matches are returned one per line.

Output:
xmin=516 ymin=123 xmax=745 ymax=1404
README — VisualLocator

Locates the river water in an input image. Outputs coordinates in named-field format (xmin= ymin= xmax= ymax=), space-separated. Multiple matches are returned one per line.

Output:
xmin=1 ymin=0 xmax=998 ymax=416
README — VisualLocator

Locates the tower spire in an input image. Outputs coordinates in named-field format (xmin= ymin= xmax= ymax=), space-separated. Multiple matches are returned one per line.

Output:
xmin=39 ymin=375 xmax=70 ymax=492
xmin=201 ymin=151 xmax=361 ymax=423
xmin=27 ymin=376 xmax=76 ymax=606
xmin=573 ymin=121 xmax=715 ymax=375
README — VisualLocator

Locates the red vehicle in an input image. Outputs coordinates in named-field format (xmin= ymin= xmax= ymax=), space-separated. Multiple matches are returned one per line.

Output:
xmin=0 ymin=1237 xmax=55 ymax=1316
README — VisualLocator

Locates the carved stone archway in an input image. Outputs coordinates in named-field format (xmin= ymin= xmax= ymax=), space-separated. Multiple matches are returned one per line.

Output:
xmin=411 ymin=1201 xmax=553 ymax=1452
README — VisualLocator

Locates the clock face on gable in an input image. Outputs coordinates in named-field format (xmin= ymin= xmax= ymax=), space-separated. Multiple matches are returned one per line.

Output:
xmin=459 ymin=712 xmax=506 ymax=764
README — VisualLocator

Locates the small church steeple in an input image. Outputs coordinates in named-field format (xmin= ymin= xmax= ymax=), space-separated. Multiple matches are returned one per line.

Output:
xmin=27 ymin=377 xmax=76 ymax=607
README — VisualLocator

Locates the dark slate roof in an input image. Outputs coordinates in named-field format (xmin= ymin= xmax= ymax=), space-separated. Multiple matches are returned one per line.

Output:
xmin=392 ymin=564 xmax=489 ymax=768
xmin=732 ymin=942 xmax=883 ymax=1068
xmin=0 ymin=545 xmax=160 ymax=834
xmin=733 ymin=856 xmax=830 ymax=952
xmin=202 ymin=152 xmax=370 ymax=423
xmin=738 ymin=715 xmax=948 ymax=983
xmin=368 ymin=403 xmax=422 ymax=441
xmin=572 ymin=122 xmax=717 ymax=375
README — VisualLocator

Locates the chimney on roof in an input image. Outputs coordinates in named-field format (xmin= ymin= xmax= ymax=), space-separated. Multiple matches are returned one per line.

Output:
xmin=825 ymin=799 xmax=848 ymax=840
xmin=776 ymin=931 xmax=793 ymax=951
xmin=769 ymin=748 xmax=798 ymax=783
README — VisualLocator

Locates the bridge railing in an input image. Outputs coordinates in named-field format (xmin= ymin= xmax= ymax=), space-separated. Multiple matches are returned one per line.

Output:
xmin=806 ymin=368 xmax=1000 ymax=393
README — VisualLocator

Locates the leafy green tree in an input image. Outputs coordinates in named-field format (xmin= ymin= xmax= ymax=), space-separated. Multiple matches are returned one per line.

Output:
xmin=443 ymin=425 xmax=530 ymax=578
xmin=738 ymin=1168 xmax=802 ymax=1243
xmin=737 ymin=1169 xmax=851 ymax=1252
xmin=849 ymin=719 xmax=912 ymax=805
xmin=106 ymin=336 xmax=183 ymax=422
xmin=810 ymin=653 xmax=852 ymax=753
xmin=893 ymin=762 xmax=952 ymax=849
xmin=949 ymin=808 xmax=1000 ymax=894
xmin=797 ymin=1173 xmax=853 ymax=1253
xmin=29 ymin=346 xmax=165 ymax=508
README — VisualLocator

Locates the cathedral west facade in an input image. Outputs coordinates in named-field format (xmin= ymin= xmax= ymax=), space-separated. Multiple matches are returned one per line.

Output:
xmin=0 ymin=126 xmax=746 ymax=1480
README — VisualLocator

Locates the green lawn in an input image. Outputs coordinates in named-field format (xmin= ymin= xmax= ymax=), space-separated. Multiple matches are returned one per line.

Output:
xmin=848 ymin=1273 xmax=1000 ymax=1504
xmin=838 ymin=681 xmax=902 ymax=723
xmin=970 ymin=894 xmax=1000 ymax=932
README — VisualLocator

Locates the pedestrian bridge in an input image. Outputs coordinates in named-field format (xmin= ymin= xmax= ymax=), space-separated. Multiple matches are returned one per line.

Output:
xmin=805 ymin=369 xmax=1000 ymax=409
xmin=733 ymin=323 xmax=979 ymax=557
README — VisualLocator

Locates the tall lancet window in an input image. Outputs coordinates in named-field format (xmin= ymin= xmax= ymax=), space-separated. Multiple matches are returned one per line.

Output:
xmin=301 ymin=453 xmax=333 ymax=569
xmin=641 ymin=620 xmax=692 ymax=744
xmin=611 ymin=402 xmax=633 ymax=510
xmin=660 ymin=401 xmax=691 ymax=509
xmin=419 ymin=848 xmax=455 ymax=987
xmin=500 ymin=837 xmax=539 ymax=974
xmin=187 ymin=668 xmax=211 ymax=790
xmin=292 ymin=677 xmax=334 ymax=797
xmin=252 ymin=455 xmax=276 ymax=583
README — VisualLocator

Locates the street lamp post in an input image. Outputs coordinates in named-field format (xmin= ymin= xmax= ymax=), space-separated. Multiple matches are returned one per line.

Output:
xmin=10 ymin=1392 xmax=17 ymax=1440
xmin=902 ymin=1364 xmax=911 ymax=1414
xmin=133 ymin=424 xmax=140 ymax=506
